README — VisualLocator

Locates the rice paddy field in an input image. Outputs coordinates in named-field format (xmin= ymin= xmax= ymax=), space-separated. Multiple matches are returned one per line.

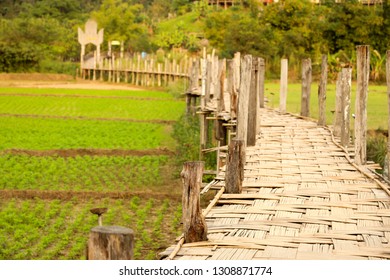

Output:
xmin=0 ymin=84 xmax=186 ymax=260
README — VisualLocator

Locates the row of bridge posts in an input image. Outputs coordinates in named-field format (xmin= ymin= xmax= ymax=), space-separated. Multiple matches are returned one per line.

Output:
xmin=182 ymin=45 xmax=390 ymax=245
xmin=85 ymin=46 xmax=390 ymax=257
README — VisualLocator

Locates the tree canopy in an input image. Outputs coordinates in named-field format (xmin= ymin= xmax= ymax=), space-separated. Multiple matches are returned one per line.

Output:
xmin=0 ymin=0 xmax=389 ymax=78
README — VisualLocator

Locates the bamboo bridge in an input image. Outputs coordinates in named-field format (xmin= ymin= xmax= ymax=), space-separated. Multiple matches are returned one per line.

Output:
xmin=159 ymin=46 xmax=390 ymax=260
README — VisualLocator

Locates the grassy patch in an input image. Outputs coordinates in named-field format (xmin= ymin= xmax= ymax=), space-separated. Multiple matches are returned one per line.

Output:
xmin=264 ymin=82 xmax=388 ymax=130
xmin=0 ymin=117 xmax=172 ymax=150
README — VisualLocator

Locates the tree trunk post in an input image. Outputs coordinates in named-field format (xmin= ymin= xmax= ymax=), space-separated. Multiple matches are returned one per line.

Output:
xmin=181 ymin=161 xmax=208 ymax=243
xmin=225 ymin=139 xmax=245 ymax=194
xmin=301 ymin=58 xmax=312 ymax=117
xmin=87 ymin=226 xmax=134 ymax=260
xmin=280 ymin=59 xmax=288 ymax=114
xmin=354 ymin=45 xmax=370 ymax=165
xmin=340 ymin=67 xmax=352 ymax=148
xmin=237 ymin=55 xmax=252 ymax=147
xmin=318 ymin=54 xmax=328 ymax=126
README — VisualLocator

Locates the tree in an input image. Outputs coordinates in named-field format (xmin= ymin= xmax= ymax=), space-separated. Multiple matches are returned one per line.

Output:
xmin=91 ymin=0 xmax=150 ymax=52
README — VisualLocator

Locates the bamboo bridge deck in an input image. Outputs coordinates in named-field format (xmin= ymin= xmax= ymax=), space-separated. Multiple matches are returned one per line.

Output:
xmin=161 ymin=107 xmax=390 ymax=260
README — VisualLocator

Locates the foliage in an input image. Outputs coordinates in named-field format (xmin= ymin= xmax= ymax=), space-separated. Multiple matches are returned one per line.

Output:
xmin=91 ymin=0 xmax=151 ymax=52
xmin=172 ymin=113 xmax=200 ymax=166
xmin=367 ymin=133 xmax=387 ymax=170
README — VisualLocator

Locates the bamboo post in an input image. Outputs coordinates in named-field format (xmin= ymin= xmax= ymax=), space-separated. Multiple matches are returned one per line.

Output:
xmin=258 ymin=57 xmax=265 ymax=108
xmin=340 ymin=67 xmax=352 ymax=148
xmin=237 ymin=55 xmax=252 ymax=147
xmin=280 ymin=59 xmax=288 ymax=114
xmin=87 ymin=226 xmax=134 ymax=260
xmin=225 ymin=139 xmax=245 ymax=194
xmin=301 ymin=58 xmax=312 ymax=117
xmin=247 ymin=58 xmax=259 ymax=146
xmin=181 ymin=161 xmax=207 ymax=243
xmin=386 ymin=50 xmax=390 ymax=178
xmin=334 ymin=72 xmax=343 ymax=137
xmin=354 ymin=45 xmax=370 ymax=165
xmin=318 ymin=54 xmax=328 ymax=126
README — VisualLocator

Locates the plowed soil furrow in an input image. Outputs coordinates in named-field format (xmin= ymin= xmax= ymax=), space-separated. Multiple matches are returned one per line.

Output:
xmin=1 ymin=148 xmax=174 ymax=157
xmin=0 ymin=113 xmax=176 ymax=124
xmin=0 ymin=189 xmax=181 ymax=201
xmin=0 ymin=92 xmax=179 ymax=101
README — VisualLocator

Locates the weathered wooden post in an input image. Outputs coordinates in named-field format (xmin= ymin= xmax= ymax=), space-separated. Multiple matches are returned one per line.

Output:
xmin=237 ymin=55 xmax=252 ymax=146
xmin=354 ymin=45 xmax=370 ymax=165
xmin=280 ymin=59 xmax=288 ymax=114
xmin=247 ymin=58 xmax=260 ymax=146
xmin=318 ymin=55 xmax=328 ymax=126
xmin=258 ymin=58 xmax=266 ymax=108
xmin=225 ymin=139 xmax=245 ymax=194
xmin=333 ymin=72 xmax=343 ymax=137
xmin=340 ymin=67 xmax=352 ymax=148
xmin=301 ymin=58 xmax=312 ymax=117
xmin=181 ymin=161 xmax=208 ymax=243
xmin=87 ymin=226 xmax=134 ymax=260
xmin=386 ymin=50 xmax=390 ymax=178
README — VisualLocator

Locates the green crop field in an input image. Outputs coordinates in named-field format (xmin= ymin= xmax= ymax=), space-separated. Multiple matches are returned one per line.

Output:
xmin=0 ymin=86 xmax=186 ymax=260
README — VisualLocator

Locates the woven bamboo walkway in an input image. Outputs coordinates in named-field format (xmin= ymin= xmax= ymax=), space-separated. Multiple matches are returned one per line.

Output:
xmin=161 ymin=108 xmax=390 ymax=260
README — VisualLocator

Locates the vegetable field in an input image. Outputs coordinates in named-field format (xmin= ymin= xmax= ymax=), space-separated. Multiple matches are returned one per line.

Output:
xmin=0 ymin=85 xmax=186 ymax=260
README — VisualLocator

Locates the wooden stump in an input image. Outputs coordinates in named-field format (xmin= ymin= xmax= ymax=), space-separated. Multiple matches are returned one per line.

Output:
xmin=181 ymin=161 xmax=207 ymax=243
xmin=87 ymin=226 xmax=134 ymax=260
xmin=225 ymin=139 xmax=245 ymax=194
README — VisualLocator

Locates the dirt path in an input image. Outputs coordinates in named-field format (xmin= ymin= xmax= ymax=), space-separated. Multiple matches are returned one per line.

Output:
xmin=0 ymin=73 xmax=144 ymax=91
xmin=2 ymin=148 xmax=174 ymax=157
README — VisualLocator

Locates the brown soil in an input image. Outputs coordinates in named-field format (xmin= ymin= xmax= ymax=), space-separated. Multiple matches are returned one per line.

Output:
xmin=0 ymin=92 xmax=178 ymax=102
xmin=0 ymin=113 xmax=176 ymax=125
xmin=0 ymin=189 xmax=181 ymax=201
xmin=0 ymin=73 xmax=143 ymax=91
xmin=2 ymin=148 xmax=174 ymax=157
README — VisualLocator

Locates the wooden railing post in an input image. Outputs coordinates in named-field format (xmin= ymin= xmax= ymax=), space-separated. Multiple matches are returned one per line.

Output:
xmin=355 ymin=45 xmax=370 ymax=165
xmin=301 ymin=58 xmax=312 ymax=117
xmin=334 ymin=72 xmax=343 ymax=137
xmin=181 ymin=161 xmax=208 ymax=243
xmin=280 ymin=59 xmax=288 ymax=114
xmin=225 ymin=139 xmax=245 ymax=194
xmin=258 ymin=58 xmax=266 ymax=108
xmin=386 ymin=50 xmax=390 ymax=178
xmin=237 ymin=55 xmax=252 ymax=146
xmin=87 ymin=226 xmax=134 ymax=260
xmin=318 ymin=54 xmax=328 ymax=126
xmin=340 ymin=67 xmax=352 ymax=148
xmin=247 ymin=58 xmax=259 ymax=146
